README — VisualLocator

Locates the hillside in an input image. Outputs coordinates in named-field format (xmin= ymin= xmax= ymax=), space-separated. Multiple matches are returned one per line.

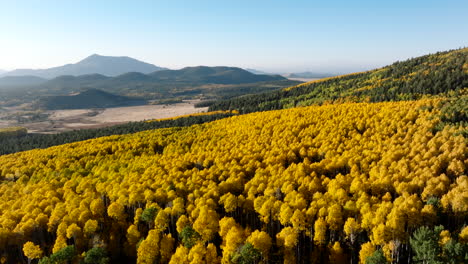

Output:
xmin=209 ymin=48 xmax=468 ymax=112
xmin=0 ymin=111 xmax=236 ymax=155
xmin=37 ymin=89 xmax=146 ymax=110
xmin=1 ymin=54 xmax=165 ymax=78
xmin=0 ymin=99 xmax=466 ymax=263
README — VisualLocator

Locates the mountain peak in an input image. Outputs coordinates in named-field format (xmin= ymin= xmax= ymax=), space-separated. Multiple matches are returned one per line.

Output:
xmin=83 ymin=54 xmax=103 ymax=60
xmin=2 ymin=55 xmax=166 ymax=79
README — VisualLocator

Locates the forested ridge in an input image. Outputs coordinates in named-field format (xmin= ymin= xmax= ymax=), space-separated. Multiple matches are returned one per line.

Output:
xmin=0 ymin=99 xmax=467 ymax=263
xmin=209 ymin=48 xmax=467 ymax=113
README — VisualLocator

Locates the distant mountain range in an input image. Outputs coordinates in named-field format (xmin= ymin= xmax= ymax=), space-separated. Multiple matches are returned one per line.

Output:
xmin=36 ymin=89 xmax=146 ymax=110
xmin=0 ymin=70 xmax=6 ymax=74
xmin=0 ymin=66 xmax=285 ymax=90
xmin=0 ymin=65 xmax=297 ymax=108
xmin=0 ymin=54 xmax=166 ymax=79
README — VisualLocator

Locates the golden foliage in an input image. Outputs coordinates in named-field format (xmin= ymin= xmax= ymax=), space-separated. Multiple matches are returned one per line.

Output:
xmin=0 ymin=99 xmax=466 ymax=262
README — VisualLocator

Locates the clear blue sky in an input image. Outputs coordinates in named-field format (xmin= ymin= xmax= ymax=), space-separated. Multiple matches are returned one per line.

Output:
xmin=0 ymin=0 xmax=466 ymax=73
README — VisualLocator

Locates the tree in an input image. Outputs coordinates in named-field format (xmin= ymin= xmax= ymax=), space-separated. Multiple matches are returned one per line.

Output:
xmin=290 ymin=209 xmax=307 ymax=231
xmin=180 ymin=226 xmax=201 ymax=249
xmin=410 ymin=226 xmax=444 ymax=264
xmin=344 ymin=217 xmax=361 ymax=244
xmin=84 ymin=247 xmax=109 ymax=264
xmin=223 ymin=226 xmax=246 ymax=263
xmin=66 ymin=223 xmax=82 ymax=241
xmin=459 ymin=226 xmax=468 ymax=243
xmin=231 ymin=243 xmax=261 ymax=264
xmin=176 ymin=215 xmax=190 ymax=233
xmin=326 ymin=204 xmax=343 ymax=231
xmin=154 ymin=209 xmax=169 ymax=232
xmin=23 ymin=242 xmax=42 ymax=264
xmin=39 ymin=245 xmax=76 ymax=264
xmin=52 ymin=236 xmax=68 ymax=254
xmin=83 ymin=219 xmax=98 ymax=237
xmin=193 ymin=206 xmax=219 ymax=242
xmin=169 ymin=246 xmax=189 ymax=264
xmin=160 ymin=234 xmax=175 ymax=263
xmin=136 ymin=230 xmax=160 ymax=264
xmin=141 ymin=207 xmax=158 ymax=226
xmin=107 ymin=202 xmax=126 ymax=222
xmin=246 ymin=230 xmax=272 ymax=258
xmin=443 ymin=239 xmax=468 ymax=264
xmin=314 ymin=218 xmax=327 ymax=245
xmin=205 ymin=243 xmax=220 ymax=264
xmin=126 ymin=224 xmax=141 ymax=249
xmin=366 ymin=249 xmax=388 ymax=264
xmin=188 ymin=242 xmax=206 ymax=264
xmin=277 ymin=227 xmax=298 ymax=249
xmin=359 ymin=242 xmax=375 ymax=264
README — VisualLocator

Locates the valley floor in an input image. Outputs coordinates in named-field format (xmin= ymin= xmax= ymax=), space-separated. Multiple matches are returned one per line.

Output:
xmin=0 ymin=100 xmax=207 ymax=133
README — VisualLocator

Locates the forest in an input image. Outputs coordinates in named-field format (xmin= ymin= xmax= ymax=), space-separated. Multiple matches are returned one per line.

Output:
xmin=208 ymin=48 xmax=467 ymax=113
xmin=0 ymin=98 xmax=467 ymax=263
xmin=0 ymin=111 xmax=236 ymax=156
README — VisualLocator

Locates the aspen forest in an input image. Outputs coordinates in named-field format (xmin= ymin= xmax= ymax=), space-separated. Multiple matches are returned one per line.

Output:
xmin=0 ymin=95 xmax=467 ymax=263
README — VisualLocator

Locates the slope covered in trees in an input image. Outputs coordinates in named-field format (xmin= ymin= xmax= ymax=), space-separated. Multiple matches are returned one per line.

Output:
xmin=209 ymin=48 xmax=467 ymax=113
xmin=0 ymin=111 xmax=236 ymax=156
xmin=0 ymin=99 xmax=466 ymax=263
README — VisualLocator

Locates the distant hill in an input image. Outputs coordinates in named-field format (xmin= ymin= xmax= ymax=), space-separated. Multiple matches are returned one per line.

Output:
xmin=0 ymin=75 xmax=46 ymax=87
xmin=43 ymin=74 xmax=110 ymax=92
xmin=209 ymin=48 xmax=468 ymax=113
xmin=37 ymin=89 xmax=147 ymax=110
xmin=288 ymin=71 xmax=335 ymax=79
xmin=148 ymin=66 xmax=284 ymax=84
xmin=1 ymin=54 xmax=166 ymax=79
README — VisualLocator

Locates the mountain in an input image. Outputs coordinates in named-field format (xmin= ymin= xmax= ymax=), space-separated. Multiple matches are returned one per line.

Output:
xmin=148 ymin=66 xmax=285 ymax=84
xmin=37 ymin=66 xmax=287 ymax=95
xmin=209 ymin=48 xmax=468 ymax=113
xmin=44 ymin=74 xmax=110 ymax=91
xmin=0 ymin=70 xmax=6 ymax=74
xmin=36 ymin=89 xmax=146 ymax=110
xmin=288 ymin=71 xmax=335 ymax=79
xmin=40 ymin=66 xmax=285 ymax=88
xmin=0 ymin=75 xmax=46 ymax=87
xmin=1 ymin=54 xmax=166 ymax=79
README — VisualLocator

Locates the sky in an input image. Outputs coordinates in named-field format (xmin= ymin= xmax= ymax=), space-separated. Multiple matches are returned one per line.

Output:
xmin=0 ymin=0 xmax=467 ymax=73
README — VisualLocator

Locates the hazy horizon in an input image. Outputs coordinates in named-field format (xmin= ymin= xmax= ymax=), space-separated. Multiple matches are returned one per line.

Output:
xmin=1 ymin=0 xmax=467 ymax=73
